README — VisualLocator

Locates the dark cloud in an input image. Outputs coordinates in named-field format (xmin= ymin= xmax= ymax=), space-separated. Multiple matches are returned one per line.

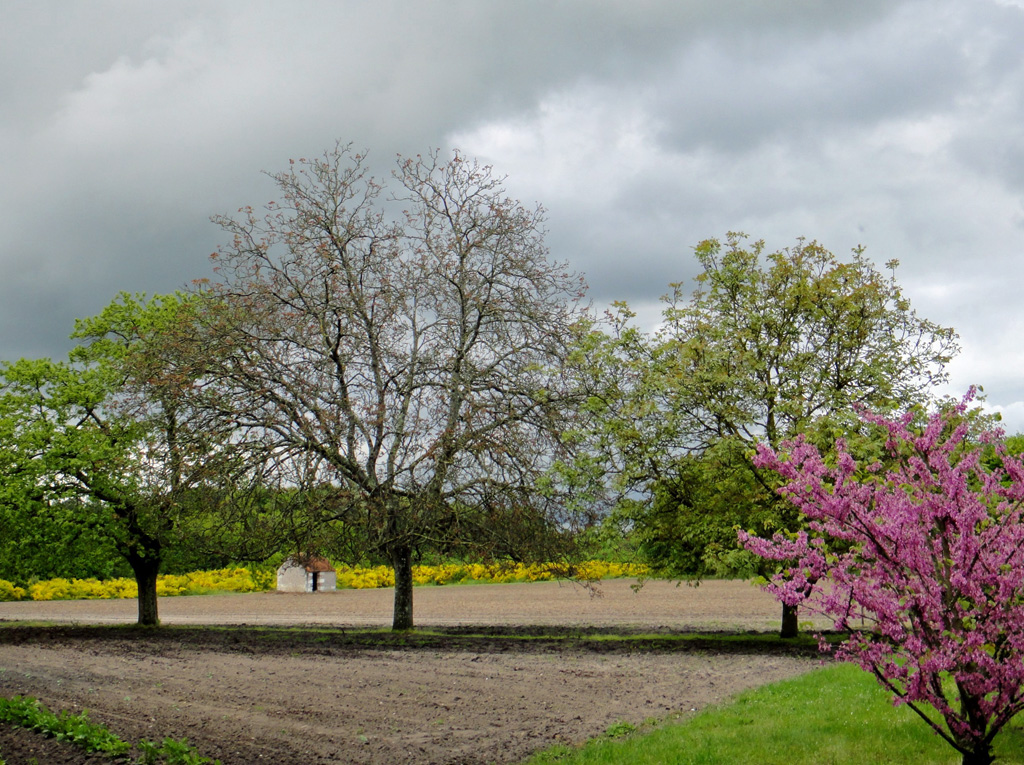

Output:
xmin=3 ymin=0 xmax=1024 ymax=428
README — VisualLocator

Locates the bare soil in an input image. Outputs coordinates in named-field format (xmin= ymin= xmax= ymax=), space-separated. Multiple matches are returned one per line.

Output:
xmin=0 ymin=579 xmax=827 ymax=764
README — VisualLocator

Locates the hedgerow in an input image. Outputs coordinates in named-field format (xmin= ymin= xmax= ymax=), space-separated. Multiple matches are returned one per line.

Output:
xmin=2 ymin=568 xmax=271 ymax=602
xmin=0 ymin=561 xmax=647 ymax=601
xmin=336 ymin=560 xmax=648 ymax=589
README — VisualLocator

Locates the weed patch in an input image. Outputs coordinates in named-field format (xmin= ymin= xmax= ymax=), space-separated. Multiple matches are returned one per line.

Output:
xmin=0 ymin=694 xmax=221 ymax=764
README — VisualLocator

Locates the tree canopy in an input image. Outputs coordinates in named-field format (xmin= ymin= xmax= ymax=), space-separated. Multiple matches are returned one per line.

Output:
xmin=574 ymin=233 xmax=959 ymax=634
xmin=187 ymin=144 xmax=589 ymax=629
xmin=0 ymin=293 xmax=251 ymax=625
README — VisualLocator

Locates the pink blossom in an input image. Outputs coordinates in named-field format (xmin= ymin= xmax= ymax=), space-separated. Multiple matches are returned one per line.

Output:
xmin=741 ymin=390 xmax=1024 ymax=765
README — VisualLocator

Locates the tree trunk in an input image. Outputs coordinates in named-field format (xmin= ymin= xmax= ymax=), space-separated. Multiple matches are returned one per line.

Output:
xmin=961 ymin=745 xmax=994 ymax=765
xmin=127 ymin=551 xmax=161 ymax=627
xmin=780 ymin=602 xmax=799 ymax=639
xmin=391 ymin=545 xmax=414 ymax=631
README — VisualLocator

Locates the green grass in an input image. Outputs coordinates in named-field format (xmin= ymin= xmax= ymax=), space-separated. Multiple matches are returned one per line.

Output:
xmin=523 ymin=663 xmax=1024 ymax=765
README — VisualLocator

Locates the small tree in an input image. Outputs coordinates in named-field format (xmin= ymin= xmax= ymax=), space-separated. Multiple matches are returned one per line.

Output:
xmin=0 ymin=293 xmax=246 ymax=626
xmin=740 ymin=392 xmax=1024 ymax=765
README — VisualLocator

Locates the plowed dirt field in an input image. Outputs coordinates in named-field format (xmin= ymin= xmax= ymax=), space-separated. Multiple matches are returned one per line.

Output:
xmin=0 ymin=579 xmax=828 ymax=764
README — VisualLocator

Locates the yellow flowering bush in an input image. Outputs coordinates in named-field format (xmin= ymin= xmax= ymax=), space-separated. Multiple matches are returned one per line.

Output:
xmin=156 ymin=576 xmax=188 ymax=597
xmin=11 ymin=561 xmax=648 ymax=600
xmin=335 ymin=565 xmax=395 ymax=589
xmin=333 ymin=560 xmax=648 ymax=589
xmin=159 ymin=568 xmax=266 ymax=595
xmin=250 ymin=567 xmax=276 ymax=591
xmin=28 ymin=577 xmax=136 ymax=601
xmin=23 ymin=567 xmax=272 ymax=602
xmin=0 ymin=579 xmax=26 ymax=601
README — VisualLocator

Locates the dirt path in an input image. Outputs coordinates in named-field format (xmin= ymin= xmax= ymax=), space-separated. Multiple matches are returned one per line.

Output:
xmin=0 ymin=580 xmax=828 ymax=764
xmin=0 ymin=578 xmax=831 ymax=631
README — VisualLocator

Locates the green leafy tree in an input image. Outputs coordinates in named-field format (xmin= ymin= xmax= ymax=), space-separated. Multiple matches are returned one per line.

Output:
xmin=190 ymin=144 xmax=589 ymax=630
xmin=0 ymin=496 xmax=129 ymax=582
xmin=578 ymin=233 xmax=959 ymax=636
xmin=0 ymin=293 xmax=248 ymax=625
xmin=631 ymin=439 xmax=769 ymax=579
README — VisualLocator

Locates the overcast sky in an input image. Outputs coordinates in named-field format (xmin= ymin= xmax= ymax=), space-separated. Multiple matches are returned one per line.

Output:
xmin=4 ymin=1 xmax=1024 ymax=429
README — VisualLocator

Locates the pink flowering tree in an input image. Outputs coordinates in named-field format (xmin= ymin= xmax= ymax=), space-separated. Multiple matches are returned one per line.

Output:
xmin=739 ymin=392 xmax=1024 ymax=765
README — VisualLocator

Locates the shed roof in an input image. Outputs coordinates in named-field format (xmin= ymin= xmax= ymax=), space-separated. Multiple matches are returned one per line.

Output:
xmin=280 ymin=555 xmax=336 ymax=573
xmin=303 ymin=556 xmax=335 ymax=573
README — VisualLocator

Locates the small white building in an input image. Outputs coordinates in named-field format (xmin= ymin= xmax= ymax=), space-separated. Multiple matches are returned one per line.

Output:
xmin=276 ymin=556 xmax=337 ymax=593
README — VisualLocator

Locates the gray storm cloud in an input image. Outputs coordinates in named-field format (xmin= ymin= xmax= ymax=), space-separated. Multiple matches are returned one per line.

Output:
xmin=3 ymin=0 xmax=1023 ymax=427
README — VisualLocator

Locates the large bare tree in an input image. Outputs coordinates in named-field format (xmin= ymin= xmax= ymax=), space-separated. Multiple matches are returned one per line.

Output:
xmin=197 ymin=145 xmax=588 ymax=629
